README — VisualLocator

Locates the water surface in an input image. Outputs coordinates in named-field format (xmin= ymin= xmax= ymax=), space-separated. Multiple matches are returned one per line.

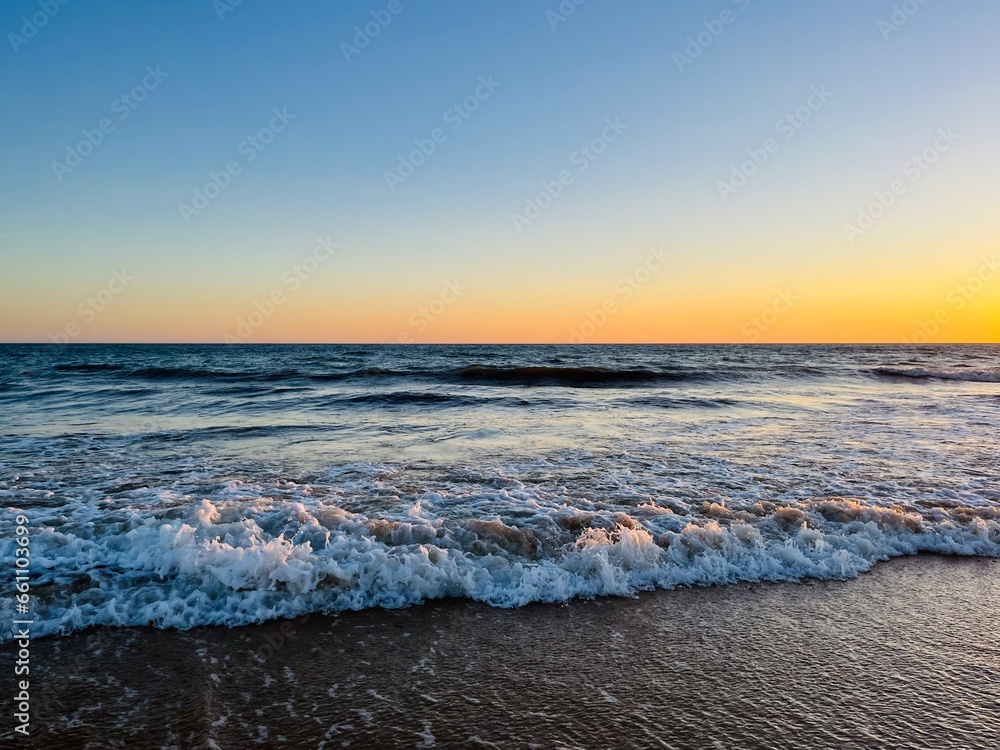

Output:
xmin=1 ymin=344 xmax=998 ymax=638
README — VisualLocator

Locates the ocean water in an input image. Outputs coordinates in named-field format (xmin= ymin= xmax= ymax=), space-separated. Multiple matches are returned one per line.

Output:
xmin=1 ymin=344 xmax=998 ymax=641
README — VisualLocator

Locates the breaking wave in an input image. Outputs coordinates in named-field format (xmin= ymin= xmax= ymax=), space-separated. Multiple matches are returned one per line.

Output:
xmin=3 ymin=489 xmax=998 ymax=641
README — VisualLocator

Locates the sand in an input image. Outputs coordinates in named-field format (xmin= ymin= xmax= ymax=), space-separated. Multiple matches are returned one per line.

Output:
xmin=5 ymin=554 xmax=999 ymax=749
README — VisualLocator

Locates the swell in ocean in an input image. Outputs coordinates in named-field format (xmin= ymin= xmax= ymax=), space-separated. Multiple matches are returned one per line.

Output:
xmin=39 ymin=360 xmax=1000 ymax=388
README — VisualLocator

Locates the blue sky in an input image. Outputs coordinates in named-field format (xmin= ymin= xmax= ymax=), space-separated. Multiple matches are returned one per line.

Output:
xmin=1 ymin=0 xmax=998 ymax=342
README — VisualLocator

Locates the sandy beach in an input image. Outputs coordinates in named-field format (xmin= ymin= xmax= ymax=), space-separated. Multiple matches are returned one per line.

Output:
xmin=5 ymin=554 xmax=997 ymax=749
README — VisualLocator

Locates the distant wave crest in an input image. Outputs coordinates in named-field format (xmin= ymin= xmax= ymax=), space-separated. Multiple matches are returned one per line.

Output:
xmin=872 ymin=367 xmax=1000 ymax=383
xmin=453 ymin=365 xmax=701 ymax=386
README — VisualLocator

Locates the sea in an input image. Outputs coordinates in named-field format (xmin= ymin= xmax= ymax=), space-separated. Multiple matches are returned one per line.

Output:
xmin=2 ymin=343 xmax=997 ymax=642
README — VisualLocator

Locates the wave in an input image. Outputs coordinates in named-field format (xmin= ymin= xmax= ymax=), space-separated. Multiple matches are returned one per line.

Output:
xmin=129 ymin=366 xmax=249 ymax=380
xmin=50 ymin=363 xmax=718 ymax=387
xmin=3 ymin=493 xmax=997 ymax=641
xmin=872 ymin=367 xmax=1000 ymax=383
xmin=453 ymin=365 xmax=706 ymax=386
xmin=620 ymin=395 xmax=740 ymax=409
xmin=53 ymin=363 xmax=124 ymax=372
xmin=305 ymin=367 xmax=411 ymax=381
xmin=53 ymin=365 xmax=414 ymax=383
xmin=134 ymin=366 xmax=415 ymax=383
xmin=45 ymin=361 xmax=1000 ymax=389
xmin=336 ymin=391 xmax=527 ymax=407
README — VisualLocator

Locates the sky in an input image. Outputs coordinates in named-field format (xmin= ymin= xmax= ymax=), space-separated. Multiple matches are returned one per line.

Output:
xmin=0 ymin=0 xmax=998 ymax=344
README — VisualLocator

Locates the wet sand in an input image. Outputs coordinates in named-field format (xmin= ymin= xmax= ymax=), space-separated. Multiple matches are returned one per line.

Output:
xmin=5 ymin=554 xmax=999 ymax=749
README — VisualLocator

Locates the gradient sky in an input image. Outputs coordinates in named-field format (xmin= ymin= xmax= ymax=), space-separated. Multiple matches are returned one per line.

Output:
xmin=1 ymin=0 xmax=998 ymax=343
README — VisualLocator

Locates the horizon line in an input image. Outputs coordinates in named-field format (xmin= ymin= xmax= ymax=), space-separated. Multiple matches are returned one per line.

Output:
xmin=3 ymin=341 xmax=998 ymax=347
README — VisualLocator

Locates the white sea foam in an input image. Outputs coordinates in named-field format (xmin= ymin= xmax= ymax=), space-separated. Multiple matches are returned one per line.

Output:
xmin=2 ymin=480 xmax=998 ymax=641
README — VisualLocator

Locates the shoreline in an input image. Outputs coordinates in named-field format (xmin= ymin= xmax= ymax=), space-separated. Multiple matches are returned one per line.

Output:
xmin=5 ymin=553 xmax=998 ymax=748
